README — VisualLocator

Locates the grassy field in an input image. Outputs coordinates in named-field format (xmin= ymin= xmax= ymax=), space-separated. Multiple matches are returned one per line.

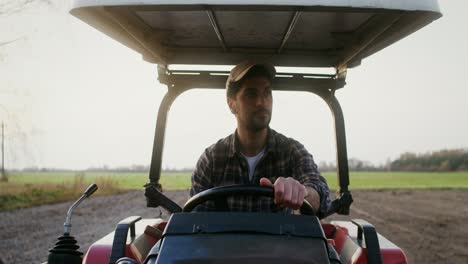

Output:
xmin=325 ymin=171 xmax=468 ymax=190
xmin=1 ymin=171 xmax=467 ymax=211
xmin=4 ymin=171 xmax=468 ymax=190
xmin=2 ymin=172 xmax=191 ymax=190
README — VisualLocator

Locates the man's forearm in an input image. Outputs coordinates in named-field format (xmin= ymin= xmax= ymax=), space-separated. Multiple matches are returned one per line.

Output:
xmin=304 ymin=186 xmax=321 ymax=213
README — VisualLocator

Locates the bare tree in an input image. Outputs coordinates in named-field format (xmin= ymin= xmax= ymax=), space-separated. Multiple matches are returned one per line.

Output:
xmin=1 ymin=122 xmax=7 ymax=182
xmin=0 ymin=0 xmax=54 ymax=59
xmin=0 ymin=39 xmax=20 ymax=47
xmin=0 ymin=38 xmax=23 ymax=59
xmin=0 ymin=0 xmax=53 ymax=16
xmin=0 ymin=0 xmax=55 ymax=171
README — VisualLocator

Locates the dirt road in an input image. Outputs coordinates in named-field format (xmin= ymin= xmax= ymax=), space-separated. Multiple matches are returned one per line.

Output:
xmin=329 ymin=189 xmax=468 ymax=263
xmin=0 ymin=189 xmax=466 ymax=263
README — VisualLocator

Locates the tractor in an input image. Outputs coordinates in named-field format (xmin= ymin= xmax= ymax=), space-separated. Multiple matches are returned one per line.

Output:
xmin=46 ymin=1 xmax=442 ymax=263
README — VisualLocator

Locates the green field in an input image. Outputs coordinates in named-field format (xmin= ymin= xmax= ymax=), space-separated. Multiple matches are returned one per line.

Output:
xmin=1 ymin=172 xmax=190 ymax=190
xmin=1 ymin=171 xmax=467 ymax=211
xmin=4 ymin=171 xmax=468 ymax=190
xmin=325 ymin=171 xmax=468 ymax=190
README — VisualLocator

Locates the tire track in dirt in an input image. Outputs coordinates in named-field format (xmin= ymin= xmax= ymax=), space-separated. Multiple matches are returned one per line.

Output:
xmin=363 ymin=190 xmax=468 ymax=262
xmin=330 ymin=190 xmax=468 ymax=263
xmin=350 ymin=204 xmax=468 ymax=261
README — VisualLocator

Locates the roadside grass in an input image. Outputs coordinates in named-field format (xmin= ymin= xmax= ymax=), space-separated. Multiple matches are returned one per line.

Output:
xmin=4 ymin=172 xmax=190 ymax=190
xmin=0 ymin=173 xmax=123 ymax=211
xmin=1 ymin=171 xmax=467 ymax=211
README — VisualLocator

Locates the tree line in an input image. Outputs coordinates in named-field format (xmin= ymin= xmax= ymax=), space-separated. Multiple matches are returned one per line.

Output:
xmin=390 ymin=149 xmax=468 ymax=172
xmin=320 ymin=148 xmax=468 ymax=172
xmin=13 ymin=148 xmax=468 ymax=173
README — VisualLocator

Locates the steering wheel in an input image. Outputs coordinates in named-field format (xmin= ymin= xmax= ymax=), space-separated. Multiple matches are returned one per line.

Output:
xmin=183 ymin=185 xmax=315 ymax=215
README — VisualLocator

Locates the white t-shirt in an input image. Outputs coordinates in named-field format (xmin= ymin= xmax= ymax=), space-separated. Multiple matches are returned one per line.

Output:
xmin=242 ymin=149 xmax=265 ymax=181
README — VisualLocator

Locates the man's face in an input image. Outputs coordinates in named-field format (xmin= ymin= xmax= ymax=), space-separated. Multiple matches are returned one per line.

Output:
xmin=228 ymin=76 xmax=273 ymax=132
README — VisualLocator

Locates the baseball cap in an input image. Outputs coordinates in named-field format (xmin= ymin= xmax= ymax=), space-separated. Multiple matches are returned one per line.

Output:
xmin=226 ymin=60 xmax=276 ymax=95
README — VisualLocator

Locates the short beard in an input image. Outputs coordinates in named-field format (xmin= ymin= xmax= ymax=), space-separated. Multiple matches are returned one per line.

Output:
xmin=246 ymin=110 xmax=271 ymax=132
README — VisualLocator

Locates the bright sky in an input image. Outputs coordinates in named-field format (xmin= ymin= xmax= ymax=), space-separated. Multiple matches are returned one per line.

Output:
xmin=1 ymin=0 xmax=467 ymax=170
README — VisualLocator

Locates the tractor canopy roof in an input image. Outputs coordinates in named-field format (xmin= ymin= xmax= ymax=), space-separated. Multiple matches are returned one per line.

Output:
xmin=70 ymin=0 xmax=441 ymax=70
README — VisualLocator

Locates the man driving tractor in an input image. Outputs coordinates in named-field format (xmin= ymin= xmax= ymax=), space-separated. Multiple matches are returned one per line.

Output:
xmin=190 ymin=61 xmax=331 ymax=217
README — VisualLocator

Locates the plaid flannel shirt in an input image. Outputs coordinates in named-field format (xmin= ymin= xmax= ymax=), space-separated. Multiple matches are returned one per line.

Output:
xmin=190 ymin=128 xmax=331 ymax=217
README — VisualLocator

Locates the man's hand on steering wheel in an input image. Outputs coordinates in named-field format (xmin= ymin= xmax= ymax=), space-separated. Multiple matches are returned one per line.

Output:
xmin=259 ymin=177 xmax=315 ymax=211
xmin=183 ymin=185 xmax=316 ymax=215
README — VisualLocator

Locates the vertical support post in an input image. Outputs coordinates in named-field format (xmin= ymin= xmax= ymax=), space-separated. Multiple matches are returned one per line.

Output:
xmin=144 ymin=67 xmax=187 ymax=212
xmin=1 ymin=122 xmax=6 ymax=182
xmin=329 ymin=96 xmax=350 ymax=194
xmin=148 ymin=89 xmax=181 ymax=186
xmin=316 ymin=91 xmax=350 ymax=194
xmin=145 ymin=86 xmax=186 ymax=212
xmin=316 ymin=90 xmax=353 ymax=215
xmin=144 ymin=85 xmax=187 ymax=212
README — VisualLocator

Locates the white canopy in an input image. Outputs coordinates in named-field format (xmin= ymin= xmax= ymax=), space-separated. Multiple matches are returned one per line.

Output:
xmin=70 ymin=0 xmax=441 ymax=69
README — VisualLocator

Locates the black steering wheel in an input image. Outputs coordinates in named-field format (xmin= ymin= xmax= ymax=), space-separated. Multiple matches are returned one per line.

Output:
xmin=183 ymin=185 xmax=315 ymax=215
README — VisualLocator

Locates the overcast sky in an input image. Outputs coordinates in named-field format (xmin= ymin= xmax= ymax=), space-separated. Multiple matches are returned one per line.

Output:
xmin=1 ymin=0 xmax=467 ymax=170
